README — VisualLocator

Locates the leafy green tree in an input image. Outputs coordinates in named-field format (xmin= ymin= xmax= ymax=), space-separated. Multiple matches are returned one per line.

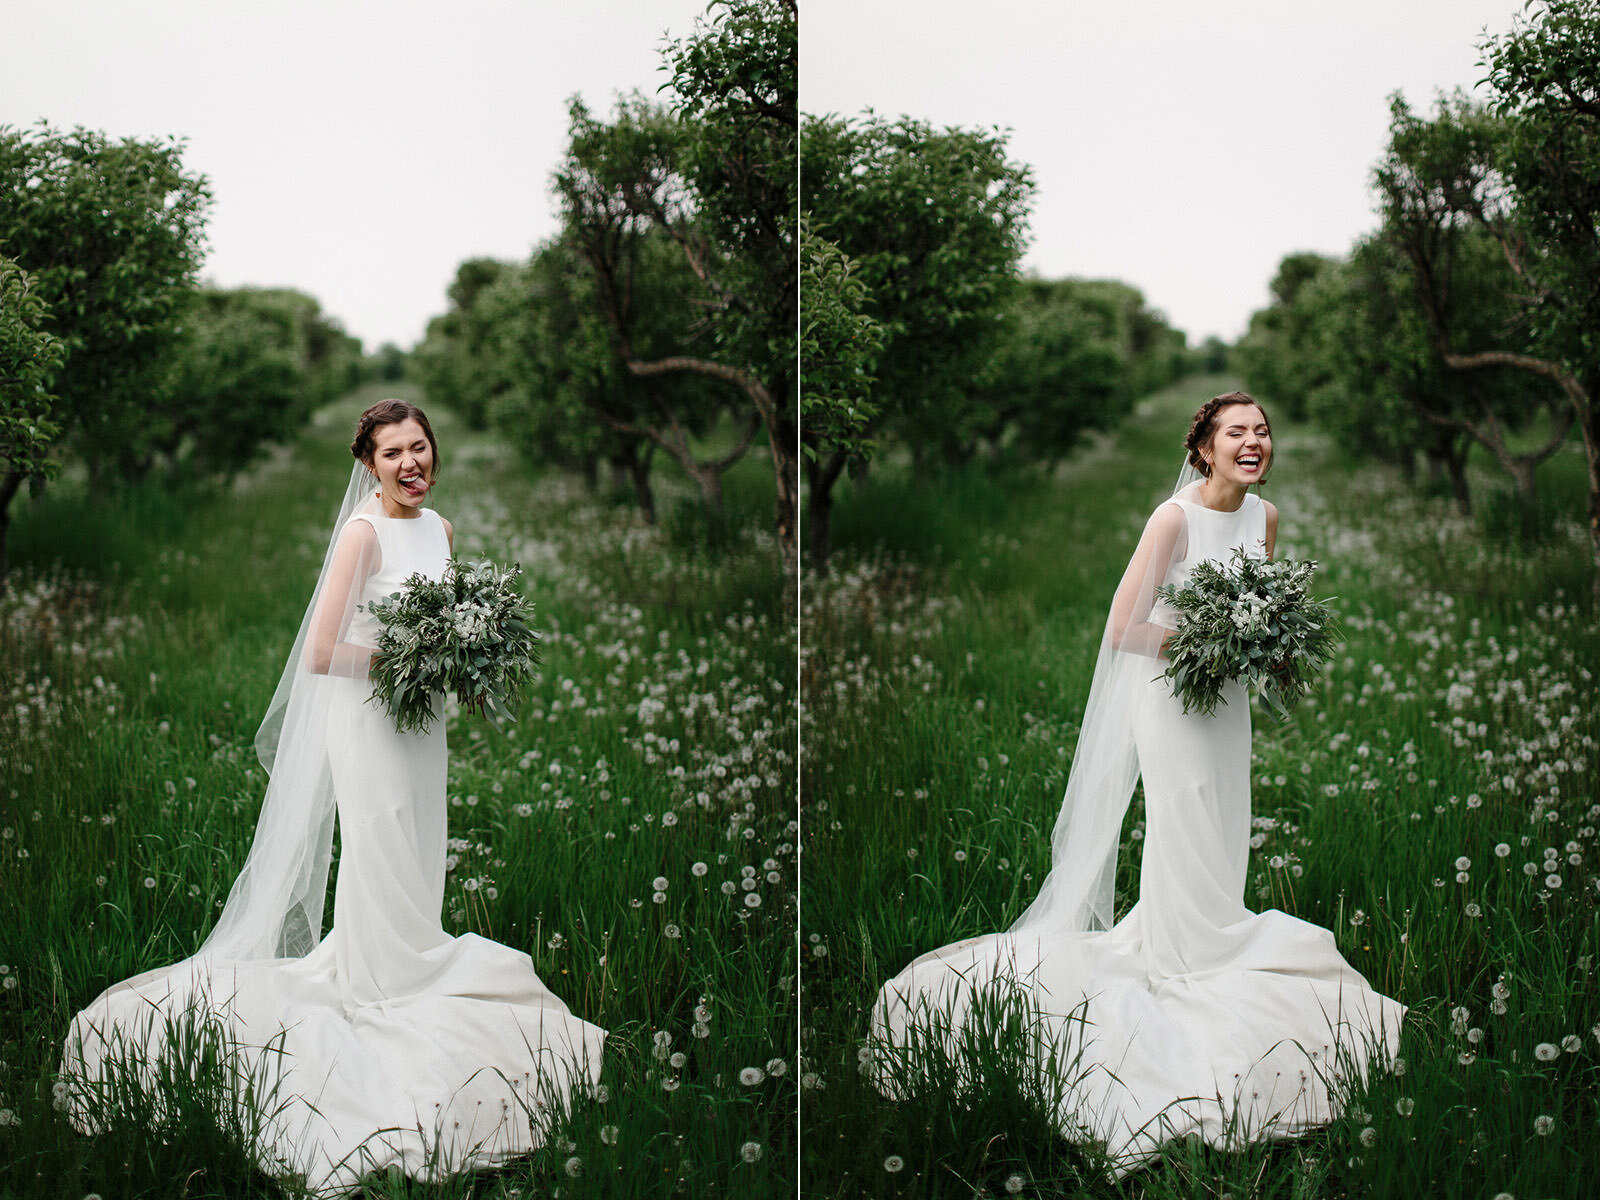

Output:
xmin=952 ymin=277 xmax=1185 ymax=470
xmin=1067 ymin=279 xmax=1188 ymax=401
xmin=0 ymin=254 xmax=63 ymax=581
xmin=799 ymin=112 xmax=1034 ymax=567
xmin=1375 ymin=91 xmax=1576 ymax=506
xmin=478 ymin=239 xmax=665 ymax=519
xmin=1296 ymin=236 xmax=1478 ymax=508
xmin=162 ymin=287 xmax=320 ymax=477
xmin=1355 ymin=0 xmax=1600 ymax=592
xmin=0 ymin=124 xmax=211 ymax=485
xmin=798 ymin=222 xmax=884 ymax=564
xmin=661 ymin=0 xmax=797 ymax=563
xmin=1233 ymin=252 xmax=1337 ymax=419
xmin=553 ymin=0 xmax=798 ymax=575
xmin=368 ymin=343 xmax=408 ymax=383
xmin=553 ymin=101 xmax=761 ymax=514
xmin=1194 ymin=336 xmax=1231 ymax=375
xmin=411 ymin=258 xmax=516 ymax=431
xmin=1474 ymin=0 xmax=1600 ymax=585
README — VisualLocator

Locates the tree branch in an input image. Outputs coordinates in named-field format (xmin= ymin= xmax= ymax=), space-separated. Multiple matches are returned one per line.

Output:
xmin=1441 ymin=348 xmax=1592 ymax=417
xmin=626 ymin=355 xmax=778 ymax=425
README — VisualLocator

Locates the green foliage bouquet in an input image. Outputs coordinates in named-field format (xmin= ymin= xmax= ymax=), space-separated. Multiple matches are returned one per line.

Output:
xmin=364 ymin=559 xmax=540 ymax=734
xmin=1155 ymin=548 xmax=1339 ymax=719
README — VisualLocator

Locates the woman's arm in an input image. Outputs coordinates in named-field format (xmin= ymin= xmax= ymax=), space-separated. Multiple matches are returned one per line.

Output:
xmin=1109 ymin=502 xmax=1185 ymax=658
xmin=306 ymin=519 xmax=379 ymax=676
xmin=440 ymin=514 xmax=454 ymax=553
xmin=1263 ymin=498 xmax=1278 ymax=560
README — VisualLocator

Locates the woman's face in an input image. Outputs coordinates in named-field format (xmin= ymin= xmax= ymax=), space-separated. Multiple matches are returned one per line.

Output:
xmin=368 ymin=418 xmax=436 ymax=508
xmin=1204 ymin=403 xmax=1271 ymax=486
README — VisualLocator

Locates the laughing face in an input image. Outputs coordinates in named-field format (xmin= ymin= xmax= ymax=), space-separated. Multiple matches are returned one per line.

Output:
xmin=1203 ymin=403 xmax=1272 ymax=487
xmin=368 ymin=418 xmax=436 ymax=511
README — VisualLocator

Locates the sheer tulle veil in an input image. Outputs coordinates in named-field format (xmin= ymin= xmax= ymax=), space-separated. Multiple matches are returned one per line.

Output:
xmin=199 ymin=461 xmax=384 ymax=961
xmin=1009 ymin=456 xmax=1204 ymax=935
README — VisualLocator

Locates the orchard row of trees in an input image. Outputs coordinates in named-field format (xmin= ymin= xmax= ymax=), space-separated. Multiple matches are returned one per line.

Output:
xmin=1237 ymin=0 xmax=1600 ymax=594
xmin=0 ymin=124 xmax=365 ymax=581
xmin=416 ymin=0 xmax=800 ymax=576
xmin=800 ymin=110 xmax=1186 ymax=567
xmin=414 ymin=0 xmax=1186 ymax=576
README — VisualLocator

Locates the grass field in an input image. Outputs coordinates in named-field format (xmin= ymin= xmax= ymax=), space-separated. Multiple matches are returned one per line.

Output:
xmin=801 ymin=377 xmax=1599 ymax=1199
xmin=0 ymin=384 xmax=798 ymax=1199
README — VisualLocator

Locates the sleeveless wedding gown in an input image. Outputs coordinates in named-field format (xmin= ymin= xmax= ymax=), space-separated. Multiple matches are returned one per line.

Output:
xmin=62 ymin=507 xmax=606 ymax=1195
xmin=869 ymin=492 xmax=1404 ymax=1171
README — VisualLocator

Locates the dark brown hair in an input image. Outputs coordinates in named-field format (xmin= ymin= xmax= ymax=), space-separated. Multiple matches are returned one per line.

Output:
xmin=1184 ymin=391 xmax=1271 ymax=479
xmin=351 ymin=398 xmax=440 ymax=480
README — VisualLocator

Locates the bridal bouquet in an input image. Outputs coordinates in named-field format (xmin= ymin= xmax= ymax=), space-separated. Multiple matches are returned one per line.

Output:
xmin=364 ymin=559 xmax=541 ymax=734
xmin=1155 ymin=548 xmax=1338 ymax=719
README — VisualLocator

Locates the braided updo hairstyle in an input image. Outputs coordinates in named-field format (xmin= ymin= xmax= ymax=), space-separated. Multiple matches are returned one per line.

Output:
xmin=351 ymin=398 xmax=440 ymax=481
xmin=1183 ymin=391 xmax=1271 ymax=480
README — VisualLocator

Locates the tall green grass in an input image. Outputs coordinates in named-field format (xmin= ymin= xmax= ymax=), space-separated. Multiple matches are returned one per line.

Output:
xmin=0 ymin=384 xmax=797 ymax=1198
xmin=802 ymin=377 xmax=1599 ymax=1198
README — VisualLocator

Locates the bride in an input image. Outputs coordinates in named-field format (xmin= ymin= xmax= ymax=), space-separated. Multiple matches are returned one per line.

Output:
xmin=61 ymin=399 xmax=607 ymax=1194
xmin=869 ymin=392 xmax=1405 ymax=1171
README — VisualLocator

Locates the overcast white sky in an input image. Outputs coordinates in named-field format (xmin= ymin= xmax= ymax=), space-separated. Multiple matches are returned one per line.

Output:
xmin=804 ymin=0 xmax=1521 ymax=345
xmin=3 ymin=0 xmax=713 ymax=350
xmin=6 ymin=2 xmax=1525 ymax=352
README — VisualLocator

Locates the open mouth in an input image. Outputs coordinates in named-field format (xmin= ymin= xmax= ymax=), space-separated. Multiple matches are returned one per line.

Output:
xmin=1237 ymin=454 xmax=1261 ymax=473
xmin=399 ymin=472 xmax=427 ymax=497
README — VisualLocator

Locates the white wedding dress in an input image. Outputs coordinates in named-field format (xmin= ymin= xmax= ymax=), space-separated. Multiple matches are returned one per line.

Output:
xmin=869 ymin=490 xmax=1404 ymax=1171
xmin=62 ymin=506 xmax=606 ymax=1195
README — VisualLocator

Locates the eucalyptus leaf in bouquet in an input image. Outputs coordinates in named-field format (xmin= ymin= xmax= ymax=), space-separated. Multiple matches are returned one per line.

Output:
xmin=364 ymin=559 xmax=541 ymax=734
xmin=1155 ymin=547 xmax=1339 ymax=719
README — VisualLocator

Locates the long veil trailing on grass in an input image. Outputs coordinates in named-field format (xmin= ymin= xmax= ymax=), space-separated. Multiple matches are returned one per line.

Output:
xmin=1009 ymin=457 xmax=1202 ymax=935
xmin=199 ymin=461 xmax=383 ymax=962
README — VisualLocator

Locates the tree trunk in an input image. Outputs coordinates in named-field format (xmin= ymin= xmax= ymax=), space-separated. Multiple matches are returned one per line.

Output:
xmin=765 ymin=412 xmax=798 ymax=609
xmin=806 ymin=448 xmax=849 ymax=576
xmin=1506 ymin=457 xmax=1537 ymax=507
xmin=0 ymin=470 xmax=21 ymax=588
xmin=1581 ymin=394 xmax=1600 ymax=611
xmin=1439 ymin=351 xmax=1596 ymax=605
xmin=630 ymin=448 xmax=656 ymax=525
xmin=1445 ymin=438 xmax=1472 ymax=516
xmin=686 ymin=463 xmax=724 ymax=514
xmin=619 ymin=356 xmax=794 ymax=603
xmin=1423 ymin=447 xmax=1443 ymax=488
xmin=580 ymin=456 xmax=600 ymax=493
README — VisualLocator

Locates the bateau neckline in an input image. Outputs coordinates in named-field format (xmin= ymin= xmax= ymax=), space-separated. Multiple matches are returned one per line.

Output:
xmin=363 ymin=506 xmax=433 ymax=522
xmin=1176 ymin=492 xmax=1254 ymax=514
